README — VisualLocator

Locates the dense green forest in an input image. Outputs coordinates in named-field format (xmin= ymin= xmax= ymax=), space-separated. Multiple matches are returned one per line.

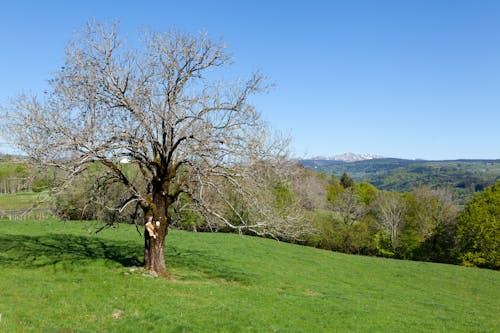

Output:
xmin=301 ymin=158 xmax=500 ymax=205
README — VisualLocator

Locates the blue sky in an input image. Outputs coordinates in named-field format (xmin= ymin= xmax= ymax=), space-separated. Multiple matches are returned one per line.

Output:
xmin=1 ymin=0 xmax=499 ymax=160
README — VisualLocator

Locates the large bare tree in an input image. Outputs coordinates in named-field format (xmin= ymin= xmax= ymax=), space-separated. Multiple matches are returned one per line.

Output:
xmin=2 ymin=21 xmax=295 ymax=276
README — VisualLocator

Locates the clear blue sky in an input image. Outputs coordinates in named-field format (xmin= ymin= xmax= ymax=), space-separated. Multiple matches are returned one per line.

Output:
xmin=1 ymin=0 xmax=499 ymax=160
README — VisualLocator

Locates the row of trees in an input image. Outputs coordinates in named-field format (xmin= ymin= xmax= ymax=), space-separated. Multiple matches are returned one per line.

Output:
xmin=307 ymin=173 xmax=458 ymax=260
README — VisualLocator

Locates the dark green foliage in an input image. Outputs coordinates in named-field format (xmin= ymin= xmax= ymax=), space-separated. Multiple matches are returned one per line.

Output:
xmin=372 ymin=231 xmax=395 ymax=257
xmin=313 ymin=181 xmax=378 ymax=255
xmin=340 ymin=172 xmax=355 ymax=188
xmin=413 ymin=220 xmax=458 ymax=264
xmin=455 ymin=181 xmax=500 ymax=269
xmin=311 ymin=184 xmax=461 ymax=264
xmin=31 ymin=179 xmax=48 ymax=192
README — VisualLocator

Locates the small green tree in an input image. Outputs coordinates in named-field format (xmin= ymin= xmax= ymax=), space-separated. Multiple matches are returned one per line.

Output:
xmin=326 ymin=175 xmax=343 ymax=204
xmin=340 ymin=172 xmax=355 ymax=189
xmin=355 ymin=182 xmax=378 ymax=206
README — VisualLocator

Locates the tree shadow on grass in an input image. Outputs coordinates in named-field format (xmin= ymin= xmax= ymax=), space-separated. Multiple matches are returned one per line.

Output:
xmin=0 ymin=233 xmax=253 ymax=283
xmin=167 ymin=244 xmax=254 ymax=284
xmin=0 ymin=233 xmax=143 ymax=269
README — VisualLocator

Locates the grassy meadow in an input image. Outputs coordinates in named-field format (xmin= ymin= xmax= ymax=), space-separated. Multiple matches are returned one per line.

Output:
xmin=0 ymin=191 xmax=52 ymax=211
xmin=0 ymin=220 xmax=498 ymax=332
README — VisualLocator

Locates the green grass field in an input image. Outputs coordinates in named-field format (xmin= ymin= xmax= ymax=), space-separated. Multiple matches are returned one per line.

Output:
xmin=0 ymin=191 xmax=52 ymax=211
xmin=0 ymin=220 xmax=498 ymax=332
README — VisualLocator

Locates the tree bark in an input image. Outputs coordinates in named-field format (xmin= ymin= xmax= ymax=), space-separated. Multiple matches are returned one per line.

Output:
xmin=143 ymin=190 xmax=170 ymax=277
xmin=144 ymin=230 xmax=168 ymax=277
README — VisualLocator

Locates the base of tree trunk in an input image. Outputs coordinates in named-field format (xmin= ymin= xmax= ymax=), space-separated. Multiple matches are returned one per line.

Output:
xmin=144 ymin=233 xmax=169 ymax=278
xmin=145 ymin=266 xmax=169 ymax=278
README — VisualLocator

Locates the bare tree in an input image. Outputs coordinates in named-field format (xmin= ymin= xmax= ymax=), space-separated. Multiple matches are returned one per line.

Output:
xmin=373 ymin=191 xmax=406 ymax=250
xmin=1 ymin=21 xmax=295 ymax=276
xmin=289 ymin=166 xmax=329 ymax=211
xmin=332 ymin=187 xmax=365 ymax=226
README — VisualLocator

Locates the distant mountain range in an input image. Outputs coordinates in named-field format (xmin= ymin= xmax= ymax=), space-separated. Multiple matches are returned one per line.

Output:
xmin=300 ymin=157 xmax=500 ymax=205
xmin=310 ymin=152 xmax=384 ymax=162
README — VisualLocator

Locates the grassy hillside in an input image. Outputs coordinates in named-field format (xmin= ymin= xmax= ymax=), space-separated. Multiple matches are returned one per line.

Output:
xmin=0 ymin=191 xmax=54 ymax=221
xmin=301 ymin=158 xmax=500 ymax=204
xmin=0 ymin=191 xmax=52 ymax=211
xmin=0 ymin=220 xmax=498 ymax=332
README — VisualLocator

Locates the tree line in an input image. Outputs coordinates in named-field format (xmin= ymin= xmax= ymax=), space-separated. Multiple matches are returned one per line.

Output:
xmin=301 ymin=170 xmax=497 ymax=270
xmin=53 ymin=163 xmax=499 ymax=270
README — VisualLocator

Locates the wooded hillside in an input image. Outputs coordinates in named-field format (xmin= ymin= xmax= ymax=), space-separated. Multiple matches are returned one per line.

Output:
xmin=301 ymin=158 xmax=500 ymax=205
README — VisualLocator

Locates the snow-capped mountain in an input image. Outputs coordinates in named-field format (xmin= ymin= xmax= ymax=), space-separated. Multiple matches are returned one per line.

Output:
xmin=311 ymin=153 xmax=384 ymax=162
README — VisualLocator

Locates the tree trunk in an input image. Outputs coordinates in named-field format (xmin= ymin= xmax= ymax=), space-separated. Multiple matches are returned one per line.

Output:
xmin=144 ymin=229 xmax=168 ymax=277
xmin=143 ymin=190 xmax=170 ymax=277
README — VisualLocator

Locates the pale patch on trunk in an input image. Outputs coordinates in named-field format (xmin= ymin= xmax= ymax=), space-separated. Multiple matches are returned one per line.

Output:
xmin=144 ymin=211 xmax=169 ymax=277
xmin=145 ymin=221 xmax=158 ymax=239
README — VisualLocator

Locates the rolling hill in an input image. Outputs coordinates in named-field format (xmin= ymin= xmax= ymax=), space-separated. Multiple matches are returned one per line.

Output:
xmin=0 ymin=220 xmax=498 ymax=332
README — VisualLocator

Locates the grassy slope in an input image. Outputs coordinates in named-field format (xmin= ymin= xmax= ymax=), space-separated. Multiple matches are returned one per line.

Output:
xmin=0 ymin=191 xmax=51 ymax=211
xmin=0 ymin=220 xmax=498 ymax=332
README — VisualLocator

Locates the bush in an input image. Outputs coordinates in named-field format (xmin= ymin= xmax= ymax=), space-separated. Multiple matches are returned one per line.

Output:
xmin=55 ymin=168 xmax=137 ymax=223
